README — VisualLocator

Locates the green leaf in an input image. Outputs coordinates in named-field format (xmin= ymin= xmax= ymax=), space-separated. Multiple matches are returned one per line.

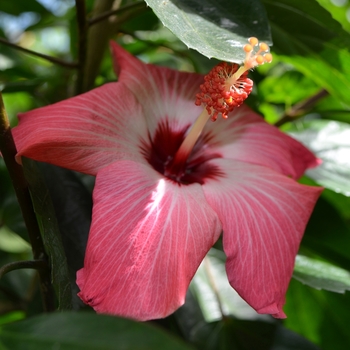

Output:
xmin=1 ymin=92 xmax=34 ymax=126
xmin=284 ymin=279 xmax=350 ymax=349
xmin=312 ymin=94 xmax=350 ymax=124
xmin=0 ymin=79 xmax=45 ymax=94
xmin=321 ymin=188 xmax=350 ymax=221
xmin=145 ymin=0 xmax=271 ymax=63
xmin=36 ymin=163 xmax=92 ymax=309
xmin=0 ymin=311 xmax=25 ymax=326
xmin=293 ymin=255 xmax=350 ymax=293
xmin=37 ymin=163 xmax=91 ymax=273
xmin=302 ymin=196 xmax=350 ymax=271
xmin=258 ymin=70 xmax=319 ymax=106
xmin=0 ymin=312 xmax=194 ymax=350
xmin=0 ymin=225 xmax=31 ymax=253
xmin=121 ymin=7 xmax=159 ymax=32
xmin=316 ymin=0 xmax=350 ymax=32
xmin=22 ymin=158 xmax=72 ymax=310
xmin=288 ymin=119 xmax=350 ymax=196
xmin=263 ymin=0 xmax=350 ymax=106
xmin=0 ymin=0 xmax=50 ymax=16
xmin=190 ymin=317 xmax=319 ymax=350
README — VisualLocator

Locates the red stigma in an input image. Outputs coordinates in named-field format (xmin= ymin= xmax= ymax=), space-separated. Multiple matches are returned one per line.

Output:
xmin=195 ymin=62 xmax=253 ymax=121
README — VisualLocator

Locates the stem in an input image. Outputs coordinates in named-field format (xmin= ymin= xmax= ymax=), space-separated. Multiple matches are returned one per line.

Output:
xmin=203 ymin=257 xmax=225 ymax=319
xmin=274 ymin=89 xmax=329 ymax=127
xmin=75 ymin=0 xmax=88 ymax=94
xmin=83 ymin=0 xmax=148 ymax=91
xmin=88 ymin=1 xmax=147 ymax=26
xmin=0 ymin=93 xmax=55 ymax=312
xmin=82 ymin=0 xmax=115 ymax=92
xmin=0 ymin=260 xmax=46 ymax=279
xmin=0 ymin=37 xmax=78 ymax=69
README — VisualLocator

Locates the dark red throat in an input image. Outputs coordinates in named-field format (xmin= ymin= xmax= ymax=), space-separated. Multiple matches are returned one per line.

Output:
xmin=140 ymin=120 xmax=223 ymax=185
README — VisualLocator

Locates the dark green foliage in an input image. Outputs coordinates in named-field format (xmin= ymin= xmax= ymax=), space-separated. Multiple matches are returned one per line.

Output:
xmin=1 ymin=0 xmax=350 ymax=349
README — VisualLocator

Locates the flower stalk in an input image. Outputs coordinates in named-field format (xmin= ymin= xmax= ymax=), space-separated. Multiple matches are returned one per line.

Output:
xmin=0 ymin=37 xmax=78 ymax=69
xmin=0 ymin=92 xmax=55 ymax=312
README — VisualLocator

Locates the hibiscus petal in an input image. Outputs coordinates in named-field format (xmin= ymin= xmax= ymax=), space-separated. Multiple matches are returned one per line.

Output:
xmin=199 ymin=105 xmax=320 ymax=179
xmin=202 ymin=159 xmax=322 ymax=318
xmin=110 ymin=41 xmax=204 ymax=136
xmin=77 ymin=160 xmax=222 ymax=320
xmin=13 ymin=83 xmax=148 ymax=175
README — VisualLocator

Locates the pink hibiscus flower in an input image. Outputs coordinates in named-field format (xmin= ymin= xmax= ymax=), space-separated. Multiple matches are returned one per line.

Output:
xmin=12 ymin=40 xmax=321 ymax=321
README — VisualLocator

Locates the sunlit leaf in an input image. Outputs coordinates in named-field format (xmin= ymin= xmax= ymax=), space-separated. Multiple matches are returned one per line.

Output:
xmin=145 ymin=0 xmax=271 ymax=63
xmin=1 ymin=92 xmax=33 ymax=126
xmin=289 ymin=119 xmax=350 ymax=196
xmin=294 ymin=255 xmax=350 ymax=293
xmin=263 ymin=0 xmax=350 ymax=106
xmin=258 ymin=70 xmax=319 ymax=106
xmin=190 ymin=249 xmax=266 ymax=322
xmin=0 ymin=226 xmax=31 ymax=253
xmin=0 ymin=311 xmax=25 ymax=326
xmin=316 ymin=0 xmax=350 ymax=32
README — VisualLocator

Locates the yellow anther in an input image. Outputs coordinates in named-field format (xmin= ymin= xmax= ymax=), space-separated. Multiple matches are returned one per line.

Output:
xmin=256 ymin=55 xmax=264 ymax=64
xmin=264 ymin=53 xmax=273 ymax=63
xmin=259 ymin=42 xmax=269 ymax=51
xmin=244 ymin=44 xmax=253 ymax=53
xmin=248 ymin=37 xmax=259 ymax=46
xmin=229 ymin=37 xmax=273 ymax=84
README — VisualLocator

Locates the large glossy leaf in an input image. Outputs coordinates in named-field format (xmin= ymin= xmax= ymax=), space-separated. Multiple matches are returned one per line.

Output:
xmin=190 ymin=316 xmax=319 ymax=350
xmin=37 ymin=163 xmax=91 ymax=273
xmin=37 ymin=163 xmax=92 ymax=309
xmin=145 ymin=0 xmax=271 ymax=63
xmin=262 ymin=0 xmax=350 ymax=106
xmin=289 ymin=120 xmax=350 ymax=196
xmin=293 ymin=255 xmax=350 ymax=293
xmin=22 ymin=158 xmax=72 ymax=310
xmin=0 ymin=312 xmax=194 ymax=350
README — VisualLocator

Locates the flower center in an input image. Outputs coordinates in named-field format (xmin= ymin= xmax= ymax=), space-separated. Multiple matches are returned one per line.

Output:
xmin=143 ymin=38 xmax=272 ymax=185
xmin=141 ymin=121 xmax=222 ymax=185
